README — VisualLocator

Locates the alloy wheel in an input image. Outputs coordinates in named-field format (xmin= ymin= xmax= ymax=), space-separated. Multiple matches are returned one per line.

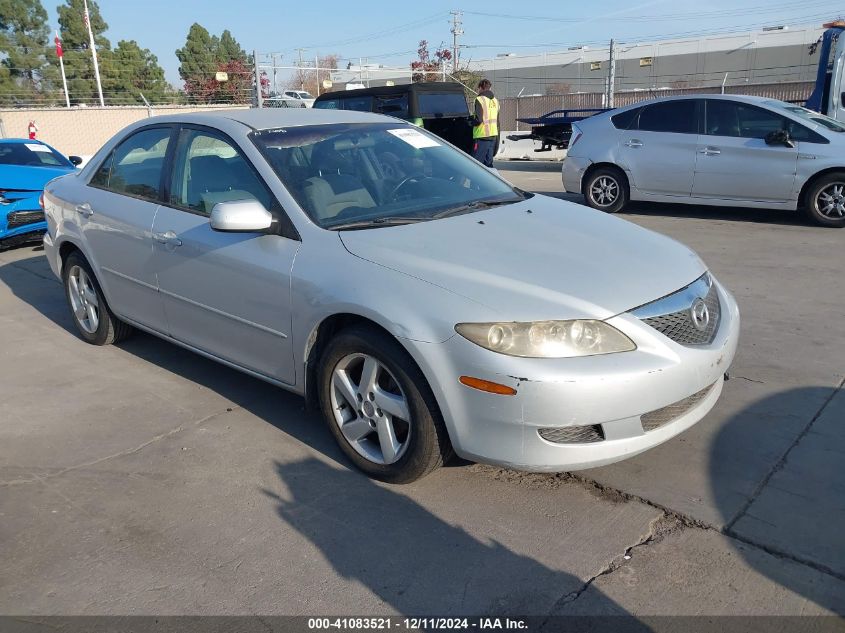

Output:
xmin=590 ymin=176 xmax=619 ymax=207
xmin=329 ymin=353 xmax=412 ymax=465
xmin=817 ymin=182 xmax=845 ymax=219
xmin=67 ymin=265 xmax=100 ymax=334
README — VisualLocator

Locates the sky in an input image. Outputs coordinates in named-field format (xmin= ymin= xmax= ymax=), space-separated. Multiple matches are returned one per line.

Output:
xmin=43 ymin=0 xmax=845 ymax=87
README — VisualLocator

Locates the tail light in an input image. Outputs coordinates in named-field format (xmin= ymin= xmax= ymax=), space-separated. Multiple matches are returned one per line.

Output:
xmin=569 ymin=124 xmax=583 ymax=149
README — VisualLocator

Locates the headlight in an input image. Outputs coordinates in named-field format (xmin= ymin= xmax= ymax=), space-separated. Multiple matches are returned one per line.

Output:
xmin=455 ymin=320 xmax=636 ymax=358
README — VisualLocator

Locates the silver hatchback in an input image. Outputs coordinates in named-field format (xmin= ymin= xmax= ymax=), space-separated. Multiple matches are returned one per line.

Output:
xmin=43 ymin=109 xmax=739 ymax=482
xmin=563 ymin=94 xmax=845 ymax=227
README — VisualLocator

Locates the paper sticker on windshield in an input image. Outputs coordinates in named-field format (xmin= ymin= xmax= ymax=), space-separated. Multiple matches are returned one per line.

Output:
xmin=25 ymin=143 xmax=51 ymax=152
xmin=388 ymin=128 xmax=440 ymax=149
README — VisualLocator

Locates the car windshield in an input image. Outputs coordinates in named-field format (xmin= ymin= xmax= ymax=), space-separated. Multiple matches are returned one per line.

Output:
xmin=766 ymin=100 xmax=845 ymax=132
xmin=252 ymin=122 xmax=527 ymax=229
xmin=0 ymin=142 xmax=71 ymax=168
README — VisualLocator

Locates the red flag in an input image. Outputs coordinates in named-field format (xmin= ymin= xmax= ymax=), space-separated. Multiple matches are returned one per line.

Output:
xmin=54 ymin=33 xmax=63 ymax=58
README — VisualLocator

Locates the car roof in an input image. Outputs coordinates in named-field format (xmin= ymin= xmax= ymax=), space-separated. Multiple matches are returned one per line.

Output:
xmin=145 ymin=107 xmax=395 ymax=131
xmin=613 ymin=93 xmax=779 ymax=111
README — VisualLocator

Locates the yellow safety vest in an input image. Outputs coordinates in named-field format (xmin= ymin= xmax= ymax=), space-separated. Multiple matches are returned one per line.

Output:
xmin=473 ymin=95 xmax=499 ymax=139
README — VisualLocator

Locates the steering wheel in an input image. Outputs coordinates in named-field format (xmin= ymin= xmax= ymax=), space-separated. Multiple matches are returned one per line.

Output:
xmin=389 ymin=175 xmax=431 ymax=200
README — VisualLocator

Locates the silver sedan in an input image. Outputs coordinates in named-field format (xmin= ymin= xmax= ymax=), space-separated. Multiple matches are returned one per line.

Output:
xmin=42 ymin=109 xmax=739 ymax=482
xmin=563 ymin=94 xmax=845 ymax=227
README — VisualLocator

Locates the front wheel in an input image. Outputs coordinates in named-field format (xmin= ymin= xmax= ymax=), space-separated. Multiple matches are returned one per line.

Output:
xmin=317 ymin=325 xmax=451 ymax=483
xmin=583 ymin=167 xmax=629 ymax=213
xmin=804 ymin=173 xmax=845 ymax=227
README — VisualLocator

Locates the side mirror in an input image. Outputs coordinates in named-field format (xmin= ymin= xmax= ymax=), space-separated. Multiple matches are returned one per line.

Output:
xmin=765 ymin=129 xmax=795 ymax=148
xmin=69 ymin=155 xmax=83 ymax=166
xmin=209 ymin=199 xmax=273 ymax=233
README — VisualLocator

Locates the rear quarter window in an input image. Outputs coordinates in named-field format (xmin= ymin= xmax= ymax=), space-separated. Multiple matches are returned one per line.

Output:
xmin=611 ymin=107 xmax=642 ymax=130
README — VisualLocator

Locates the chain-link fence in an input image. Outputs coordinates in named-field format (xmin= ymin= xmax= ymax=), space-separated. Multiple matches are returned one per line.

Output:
xmin=498 ymin=81 xmax=815 ymax=131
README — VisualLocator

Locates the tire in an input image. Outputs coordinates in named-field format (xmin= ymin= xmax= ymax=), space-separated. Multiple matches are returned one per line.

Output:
xmin=317 ymin=325 xmax=451 ymax=483
xmin=583 ymin=166 xmax=629 ymax=213
xmin=62 ymin=252 xmax=133 ymax=345
xmin=803 ymin=173 xmax=845 ymax=227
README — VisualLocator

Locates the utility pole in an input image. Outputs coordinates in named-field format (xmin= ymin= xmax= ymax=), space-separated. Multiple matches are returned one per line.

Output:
xmin=254 ymin=50 xmax=263 ymax=108
xmin=296 ymin=48 xmax=306 ymax=89
xmin=272 ymin=54 xmax=278 ymax=97
xmin=607 ymin=39 xmax=616 ymax=108
xmin=450 ymin=10 xmax=463 ymax=75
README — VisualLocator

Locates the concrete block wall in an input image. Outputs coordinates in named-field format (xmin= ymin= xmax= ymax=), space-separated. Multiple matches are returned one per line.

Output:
xmin=0 ymin=105 xmax=250 ymax=158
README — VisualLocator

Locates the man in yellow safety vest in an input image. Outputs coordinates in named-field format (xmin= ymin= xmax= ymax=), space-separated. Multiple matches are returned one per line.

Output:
xmin=472 ymin=79 xmax=500 ymax=167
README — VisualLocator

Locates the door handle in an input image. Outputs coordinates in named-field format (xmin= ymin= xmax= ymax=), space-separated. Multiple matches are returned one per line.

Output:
xmin=698 ymin=147 xmax=721 ymax=156
xmin=153 ymin=231 xmax=182 ymax=247
xmin=75 ymin=202 xmax=93 ymax=217
xmin=625 ymin=139 xmax=643 ymax=148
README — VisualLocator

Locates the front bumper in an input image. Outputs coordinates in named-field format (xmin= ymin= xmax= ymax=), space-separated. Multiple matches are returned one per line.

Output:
xmin=410 ymin=278 xmax=739 ymax=471
xmin=561 ymin=156 xmax=591 ymax=195
xmin=1 ymin=195 xmax=47 ymax=248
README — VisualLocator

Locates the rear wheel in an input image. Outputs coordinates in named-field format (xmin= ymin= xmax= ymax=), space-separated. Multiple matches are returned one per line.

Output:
xmin=804 ymin=173 xmax=845 ymax=227
xmin=317 ymin=325 xmax=450 ymax=483
xmin=584 ymin=166 xmax=629 ymax=213
xmin=62 ymin=252 xmax=133 ymax=345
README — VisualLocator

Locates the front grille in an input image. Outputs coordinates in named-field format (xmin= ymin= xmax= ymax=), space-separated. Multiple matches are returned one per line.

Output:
xmin=632 ymin=274 xmax=721 ymax=346
xmin=538 ymin=424 xmax=604 ymax=444
xmin=6 ymin=210 xmax=44 ymax=229
xmin=640 ymin=383 xmax=716 ymax=432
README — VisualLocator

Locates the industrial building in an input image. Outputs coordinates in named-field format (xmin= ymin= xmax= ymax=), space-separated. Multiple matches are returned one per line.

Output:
xmin=330 ymin=23 xmax=827 ymax=98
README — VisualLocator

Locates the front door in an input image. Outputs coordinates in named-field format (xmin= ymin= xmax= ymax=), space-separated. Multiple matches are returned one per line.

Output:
xmin=692 ymin=100 xmax=798 ymax=202
xmin=152 ymin=126 xmax=300 ymax=384
xmin=80 ymin=126 xmax=173 ymax=329
xmin=617 ymin=99 xmax=700 ymax=198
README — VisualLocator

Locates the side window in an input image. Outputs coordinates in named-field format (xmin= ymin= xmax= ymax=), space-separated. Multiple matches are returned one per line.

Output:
xmin=704 ymin=100 xmax=741 ymax=137
xmin=91 ymin=127 xmax=171 ymax=200
xmin=637 ymin=100 xmax=697 ymax=134
xmin=375 ymin=94 xmax=409 ymax=118
xmin=735 ymin=104 xmax=789 ymax=139
xmin=342 ymin=95 xmax=374 ymax=112
xmin=314 ymin=99 xmax=340 ymax=110
xmin=611 ymin=107 xmax=641 ymax=130
xmin=170 ymin=129 xmax=274 ymax=216
xmin=90 ymin=151 xmax=113 ymax=187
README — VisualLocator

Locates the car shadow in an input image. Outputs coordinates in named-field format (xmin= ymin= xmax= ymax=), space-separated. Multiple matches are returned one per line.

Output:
xmin=262 ymin=457 xmax=652 ymax=622
xmin=709 ymin=386 xmax=845 ymax=612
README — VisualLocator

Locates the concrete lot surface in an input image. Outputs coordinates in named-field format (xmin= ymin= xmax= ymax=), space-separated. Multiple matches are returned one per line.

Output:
xmin=1 ymin=161 xmax=844 ymax=617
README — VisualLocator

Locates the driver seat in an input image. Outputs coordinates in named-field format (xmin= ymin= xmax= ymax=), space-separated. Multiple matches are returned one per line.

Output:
xmin=303 ymin=148 xmax=375 ymax=221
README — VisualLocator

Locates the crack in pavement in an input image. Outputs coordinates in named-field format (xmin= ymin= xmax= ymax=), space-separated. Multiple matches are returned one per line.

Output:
xmin=542 ymin=514 xmax=685 ymax=619
xmin=0 ymin=405 xmax=242 ymax=487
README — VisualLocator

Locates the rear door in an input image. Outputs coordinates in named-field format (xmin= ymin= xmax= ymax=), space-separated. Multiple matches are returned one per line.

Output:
xmin=617 ymin=99 xmax=700 ymax=197
xmin=79 ymin=126 xmax=174 ymax=329
xmin=151 ymin=125 xmax=299 ymax=384
xmin=692 ymin=100 xmax=798 ymax=202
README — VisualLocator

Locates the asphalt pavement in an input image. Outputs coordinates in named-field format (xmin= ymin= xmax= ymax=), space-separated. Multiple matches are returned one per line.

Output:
xmin=0 ymin=162 xmax=843 ymax=618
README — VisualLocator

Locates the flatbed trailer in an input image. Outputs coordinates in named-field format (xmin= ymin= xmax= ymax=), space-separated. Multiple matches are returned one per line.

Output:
xmin=514 ymin=108 xmax=609 ymax=151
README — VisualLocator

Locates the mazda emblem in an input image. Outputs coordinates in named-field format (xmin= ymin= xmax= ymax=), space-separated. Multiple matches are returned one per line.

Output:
xmin=690 ymin=298 xmax=710 ymax=331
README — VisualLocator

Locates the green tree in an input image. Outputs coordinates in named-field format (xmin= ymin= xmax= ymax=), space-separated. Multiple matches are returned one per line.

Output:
xmin=176 ymin=23 xmax=252 ymax=103
xmin=101 ymin=39 xmax=169 ymax=104
xmin=218 ymin=29 xmax=248 ymax=65
xmin=57 ymin=0 xmax=109 ymax=104
xmin=0 ymin=0 xmax=58 ymax=105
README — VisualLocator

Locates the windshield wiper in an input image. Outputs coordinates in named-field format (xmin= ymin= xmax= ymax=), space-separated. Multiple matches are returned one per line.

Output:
xmin=432 ymin=198 xmax=521 ymax=219
xmin=328 ymin=216 xmax=429 ymax=231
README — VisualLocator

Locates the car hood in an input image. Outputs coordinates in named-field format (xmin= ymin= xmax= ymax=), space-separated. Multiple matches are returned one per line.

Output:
xmin=0 ymin=164 xmax=74 ymax=191
xmin=339 ymin=196 xmax=707 ymax=321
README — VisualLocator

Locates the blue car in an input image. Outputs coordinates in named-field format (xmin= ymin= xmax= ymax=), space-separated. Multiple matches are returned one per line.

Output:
xmin=0 ymin=139 xmax=80 ymax=250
